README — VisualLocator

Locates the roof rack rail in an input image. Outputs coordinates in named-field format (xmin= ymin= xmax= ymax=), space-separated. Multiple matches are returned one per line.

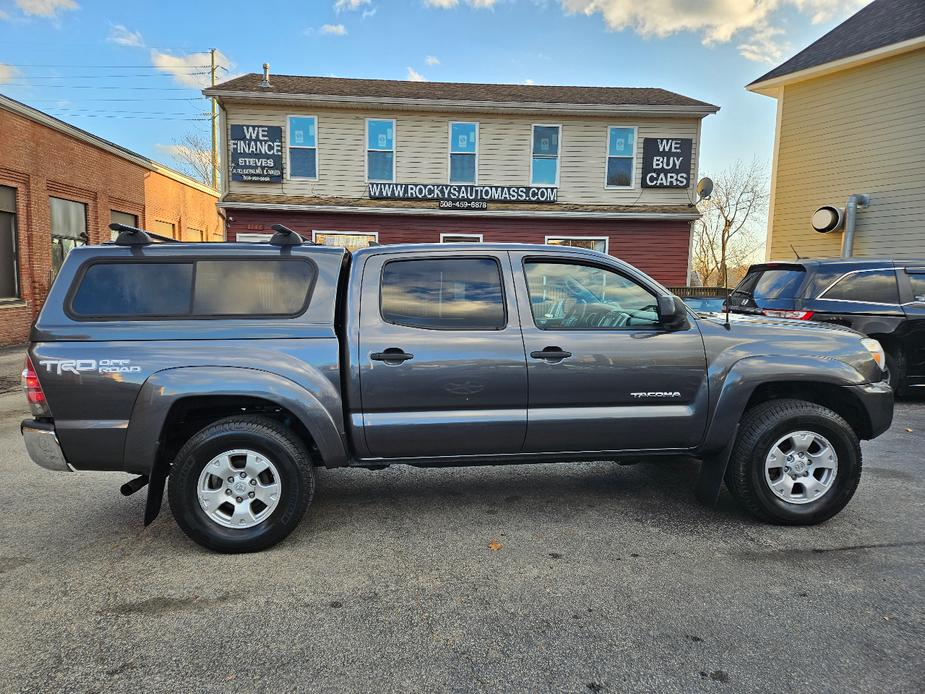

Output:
xmin=269 ymin=224 xmax=313 ymax=246
xmin=108 ymin=223 xmax=179 ymax=246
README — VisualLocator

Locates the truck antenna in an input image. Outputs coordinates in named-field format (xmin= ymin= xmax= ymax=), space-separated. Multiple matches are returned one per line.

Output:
xmin=790 ymin=244 xmax=804 ymax=259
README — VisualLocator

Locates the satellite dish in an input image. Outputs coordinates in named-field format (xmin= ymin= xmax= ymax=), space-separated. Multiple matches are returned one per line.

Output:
xmin=696 ymin=177 xmax=714 ymax=201
xmin=811 ymin=205 xmax=844 ymax=233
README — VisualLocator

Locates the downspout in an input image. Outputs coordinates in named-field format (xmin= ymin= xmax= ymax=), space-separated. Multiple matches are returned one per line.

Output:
xmin=841 ymin=193 xmax=871 ymax=258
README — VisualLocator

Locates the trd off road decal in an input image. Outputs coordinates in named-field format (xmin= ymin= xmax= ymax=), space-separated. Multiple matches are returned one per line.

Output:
xmin=38 ymin=359 xmax=141 ymax=376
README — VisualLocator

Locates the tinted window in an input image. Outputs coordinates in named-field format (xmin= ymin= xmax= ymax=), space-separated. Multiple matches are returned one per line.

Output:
xmin=822 ymin=270 xmax=898 ymax=304
xmin=193 ymin=260 xmax=315 ymax=315
xmin=71 ymin=259 xmax=314 ymax=318
xmin=72 ymin=263 xmax=193 ymax=316
xmin=739 ymin=269 xmax=805 ymax=300
xmin=525 ymin=261 xmax=659 ymax=329
xmin=381 ymin=258 xmax=505 ymax=330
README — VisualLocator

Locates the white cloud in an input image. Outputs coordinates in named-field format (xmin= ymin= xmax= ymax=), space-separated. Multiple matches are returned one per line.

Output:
xmin=425 ymin=55 xmax=440 ymax=66
xmin=424 ymin=0 xmax=497 ymax=6
xmin=406 ymin=66 xmax=426 ymax=81
xmin=15 ymin=0 xmax=78 ymax=17
xmin=107 ymin=24 xmax=144 ymax=47
xmin=559 ymin=0 xmax=866 ymax=63
xmin=0 ymin=9 xmax=9 ymax=20
xmin=0 ymin=64 xmax=22 ymax=84
xmin=321 ymin=23 xmax=347 ymax=35
xmin=335 ymin=0 xmax=370 ymax=9
xmin=524 ymin=78 xmax=535 ymax=85
xmin=362 ymin=6 xmax=377 ymax=18
xmin=151 ymin=49 xmax=234 ymax=88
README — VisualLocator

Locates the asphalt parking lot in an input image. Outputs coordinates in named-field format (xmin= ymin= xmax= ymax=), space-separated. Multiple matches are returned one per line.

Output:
xmin=0 ymin=347 xmax=923 ymax=693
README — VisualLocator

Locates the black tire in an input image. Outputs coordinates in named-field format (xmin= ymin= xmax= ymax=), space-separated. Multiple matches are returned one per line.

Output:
xmin=726 ymin=399 xmax=861 ymax=525
xmin=168 ymin=415 xmax=315 ymax=553
xmin=883 ymin=348 xmax=906 ymax=397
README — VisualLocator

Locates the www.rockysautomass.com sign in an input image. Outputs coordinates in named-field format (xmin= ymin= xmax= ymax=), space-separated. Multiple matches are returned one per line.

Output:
xmin=368 ymin=182 xmax=558 ymax=204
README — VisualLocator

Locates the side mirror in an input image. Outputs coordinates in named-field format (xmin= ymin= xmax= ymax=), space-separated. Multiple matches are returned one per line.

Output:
xmin=657 ymin=294 xmax=690 ymax=331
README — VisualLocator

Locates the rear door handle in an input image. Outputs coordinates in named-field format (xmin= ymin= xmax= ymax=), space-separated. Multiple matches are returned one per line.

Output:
xmin=530 ymin=347 xmax=572 ymax=361
xmin=370 ymin=348 xmax=414 ymax=363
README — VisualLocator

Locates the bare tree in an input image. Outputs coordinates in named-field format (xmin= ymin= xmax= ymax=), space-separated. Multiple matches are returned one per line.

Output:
xmin=692 ymin=158 xmax=769 ymax=288
xmin=162 ymin=132 xmax=216 ymax=188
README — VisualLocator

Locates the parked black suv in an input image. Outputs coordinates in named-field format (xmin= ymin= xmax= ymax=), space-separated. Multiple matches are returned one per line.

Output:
xmin=729 ymin=258 xmax=925 ymax=394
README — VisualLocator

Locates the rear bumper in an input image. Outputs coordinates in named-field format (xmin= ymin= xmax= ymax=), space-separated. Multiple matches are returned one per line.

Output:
xmin=21 ymin=419 xmax=73 ymax=472
xmin=846 ymin=381 xmax=894 ymax=439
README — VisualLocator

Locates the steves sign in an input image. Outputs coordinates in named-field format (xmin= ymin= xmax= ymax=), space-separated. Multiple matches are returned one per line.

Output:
xmin=368 ymin=182 xmax=558 ymax=204
xmin=230 ymin=124 xmax=283 ymax=183
xmin=641 ymin=138 xmax=693 ymax=188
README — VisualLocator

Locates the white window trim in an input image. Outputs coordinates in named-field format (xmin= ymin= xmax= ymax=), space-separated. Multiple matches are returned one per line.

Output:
xmin=544 ymin=235 xmax=609 ymax=255
xmin=365 ymin=118 xmax=396 ymax=183
xmin=603 ymin=125 xmax=638 ymax=190
xmin=530 ymin=123 xmax=561 ymax=187
xmin=447 ymin=121 xmax=479 ymax=184
xmin=236 ymin=232 xmax=272 ymax=243
xmin=286 ymin=114 xmax=319 ymax=181
xmin=440 ymin=232 xmax=484 ymax=242
xmin=312 ymin=230 xmax=380 ymax=246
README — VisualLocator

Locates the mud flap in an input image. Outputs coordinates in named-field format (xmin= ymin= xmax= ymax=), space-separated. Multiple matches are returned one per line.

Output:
xmin=695 ymin=426 xmax=738 ymax=506
xmin=143 ymin=458 xmax=169 ymax=526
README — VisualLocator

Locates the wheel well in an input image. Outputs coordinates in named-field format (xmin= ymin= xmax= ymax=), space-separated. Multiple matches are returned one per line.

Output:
xmin=744 ymin=381 xmax=872 ymax=439
xmin=158 ymin=396 xmax=322 ymax=467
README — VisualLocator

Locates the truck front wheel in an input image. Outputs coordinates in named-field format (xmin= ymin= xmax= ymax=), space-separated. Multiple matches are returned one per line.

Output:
xmin=168 ymin=415 xmax=315 ymax=553
xmin=726 ymin=399 xmax=861 ymax=525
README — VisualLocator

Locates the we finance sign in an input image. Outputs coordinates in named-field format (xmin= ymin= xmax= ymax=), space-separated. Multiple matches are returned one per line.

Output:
xmin=229 ymin=124 xmax=283 ymax=183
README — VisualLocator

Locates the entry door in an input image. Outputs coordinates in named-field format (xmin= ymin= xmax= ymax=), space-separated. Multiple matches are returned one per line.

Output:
xmin=511 ymin=252 xmax=708 ymax=453
xmin=358 ymin=251 xmax=527 ymax=458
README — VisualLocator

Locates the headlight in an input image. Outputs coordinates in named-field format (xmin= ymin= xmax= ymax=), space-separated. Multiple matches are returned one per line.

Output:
xmin=860 ymin=338 xmax=885 ymax=371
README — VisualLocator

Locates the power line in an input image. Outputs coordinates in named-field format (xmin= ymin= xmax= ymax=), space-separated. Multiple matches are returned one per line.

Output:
xmin=5 ymin=72 xmax=211 ymax=79
xmin=3 ymin=84 xmax=202 ymax=91
xmin=44 ymin=111 xmax=210 ymax=121
xmin=2 ymin=63 xmax=212 ymax=69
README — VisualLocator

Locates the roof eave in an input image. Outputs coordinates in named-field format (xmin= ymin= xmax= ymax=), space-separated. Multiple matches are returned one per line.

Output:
xmin=202 ymin=89 xmax=719 ymax=117
xmin=747 ymin=34 xmax=925 ymax=97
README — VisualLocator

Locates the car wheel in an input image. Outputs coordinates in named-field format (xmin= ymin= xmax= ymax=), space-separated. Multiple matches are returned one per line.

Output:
xmin=168 ymin=415 xmax=315 ymax=553
xmin=726 ymin=399 xmax=861 ymax=525
xmin=883 ymin=349 xmax=906 ymax=397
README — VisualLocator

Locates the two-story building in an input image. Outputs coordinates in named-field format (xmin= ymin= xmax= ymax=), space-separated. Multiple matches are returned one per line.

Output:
xmin=205 ymin=71 xmax=718 ymax=285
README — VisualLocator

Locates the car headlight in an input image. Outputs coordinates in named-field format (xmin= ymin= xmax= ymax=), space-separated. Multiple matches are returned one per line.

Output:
xmin=860 ymin=338 xmax=885 ymax=371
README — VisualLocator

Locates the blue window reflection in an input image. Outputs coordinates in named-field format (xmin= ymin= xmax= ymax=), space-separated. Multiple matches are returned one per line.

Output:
xmin=290 ymin=148 xmax=317 ymax=179
xmin=368 ymin=151 xmax=394 ymax=181
xmin=608 ymin=127 xmax=633 ymax=156
xmin=532 ymin=126 xmax=559 ymax=155
xmin=532 ymin=157 xmax=557 ymax=185
xmin=289 ymin=117 xmax=316 ymax=147
xmin=450 ymin=122 xmax=477 ymax=153
xmin=606 ymin=157 xmax=632 ymax=187
xmin=367 ymin=119 xmax=394 ymax=150
xmin=450 ymin=154 xmax=476 ymax=183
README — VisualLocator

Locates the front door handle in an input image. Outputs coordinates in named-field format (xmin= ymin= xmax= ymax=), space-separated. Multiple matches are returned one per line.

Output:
xmin=370 ymin=348 xmax=414 ymax=363
xmin=530 ymin=346 xmax=572 ymax=361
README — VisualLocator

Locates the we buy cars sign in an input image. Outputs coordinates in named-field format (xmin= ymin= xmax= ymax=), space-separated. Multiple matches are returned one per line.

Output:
xmin=641 ymin=138 xmax=693 ymax=188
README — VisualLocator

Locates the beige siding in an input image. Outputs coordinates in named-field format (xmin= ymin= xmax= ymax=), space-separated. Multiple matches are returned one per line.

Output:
xmin=224 ymin=103 xmax=700 ymax=206
xmin=769 ymin=48 xmax=925 ymax=260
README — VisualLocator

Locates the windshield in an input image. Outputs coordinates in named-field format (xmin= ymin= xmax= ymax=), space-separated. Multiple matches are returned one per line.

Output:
xmin=732 ymin=267 xmax=805 ymax=301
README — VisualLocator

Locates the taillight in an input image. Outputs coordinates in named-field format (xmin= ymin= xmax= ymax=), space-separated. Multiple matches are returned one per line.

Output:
xmin=761 ymin=309 xmax=815 ymax=320
xmin=22 ymin=356 xmax=51 ymax=418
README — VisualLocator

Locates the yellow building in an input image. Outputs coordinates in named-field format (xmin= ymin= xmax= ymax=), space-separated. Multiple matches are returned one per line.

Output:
xmin=748 ymin=0 xmax=925 ymax=260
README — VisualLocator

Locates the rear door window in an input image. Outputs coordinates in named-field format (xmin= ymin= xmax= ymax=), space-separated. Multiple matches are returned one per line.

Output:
xmin=908 ymin=273 xmax=925 ymax=303
xmin=821 ymin=270 xmax=899 ymax=304
xmin=734 ymin=268 xmax=806 ymax=301
xmin=380 ymin=258 xmax=506 ymax=330
xmin=70 ymin=258 xmax=315 ymax=319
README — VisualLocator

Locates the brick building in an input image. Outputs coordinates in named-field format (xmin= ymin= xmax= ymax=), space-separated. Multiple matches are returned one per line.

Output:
xmin=0 ymin=95 xmax=222 ymax=345
xmin=205 ymin=72 xmax=718 ymax=286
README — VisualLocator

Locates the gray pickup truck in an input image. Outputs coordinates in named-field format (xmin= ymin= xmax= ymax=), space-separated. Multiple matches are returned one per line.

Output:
xmin=21 ymin=225 xmax=894 ymax=552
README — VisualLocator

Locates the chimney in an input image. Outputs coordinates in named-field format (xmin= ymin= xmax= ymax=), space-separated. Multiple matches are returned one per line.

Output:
xmin=259 ymin=63 xmax=271 ymax=89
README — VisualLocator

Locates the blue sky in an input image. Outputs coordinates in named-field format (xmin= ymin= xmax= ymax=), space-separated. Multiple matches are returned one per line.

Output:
xmin=0 ymin=0 xmax=868 ymax=180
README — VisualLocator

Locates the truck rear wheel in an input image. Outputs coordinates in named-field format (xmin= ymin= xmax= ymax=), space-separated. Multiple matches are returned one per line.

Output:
xmin=167 ymin=415 xmax=314 ymax=553
xmin=726 ymin=399 xmax=861 ymax=525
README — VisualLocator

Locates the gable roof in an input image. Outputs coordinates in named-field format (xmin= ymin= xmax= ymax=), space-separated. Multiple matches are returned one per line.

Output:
xmin=749 ymin=0 xmax=925 ymax=88
xmin=205 ymin=74 xmax=718 ymax=115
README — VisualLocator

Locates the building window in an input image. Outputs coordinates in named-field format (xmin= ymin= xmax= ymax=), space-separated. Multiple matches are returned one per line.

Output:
xmin=236 ymin=232 xmax=273 ymax=243
xmin=49 ymin=197 xmax=87 ymax=276
xmin=448 ymin=122 xmax=478 ymax=184
xmin=606 ymin=126 xmax=636 ymax=188
xmin=381 ymin=258 xmax=506 ymax=331
xmin=545 ymin=236 xmax=608 ymax=254
xmin=288 ymin=115 xmax=318 ymax=180
xmin=0 ymin=186 xmax=19 ymax=298
xmin=313 ymin=231 xmax=378 ymax=252
xmin=152 ymin=220 xmax=176 ymax=239
xmin=531 ymin=124 xmax=560 ymax=186
xmin=367 ymin=119 xmax=395 ymax=182
xmin=110 ymin=210 xmax=138 ymax=240
xmin=440 ymin=233 xmax=483 ymax=243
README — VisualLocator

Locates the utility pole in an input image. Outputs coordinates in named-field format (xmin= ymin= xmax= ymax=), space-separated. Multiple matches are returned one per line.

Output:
xmin=210 ymin=48 xmax=218 ymax=191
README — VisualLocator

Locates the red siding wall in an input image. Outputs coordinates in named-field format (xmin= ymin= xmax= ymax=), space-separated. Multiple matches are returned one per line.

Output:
xmin=226 ymin=210 xmax=692 ymax=285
